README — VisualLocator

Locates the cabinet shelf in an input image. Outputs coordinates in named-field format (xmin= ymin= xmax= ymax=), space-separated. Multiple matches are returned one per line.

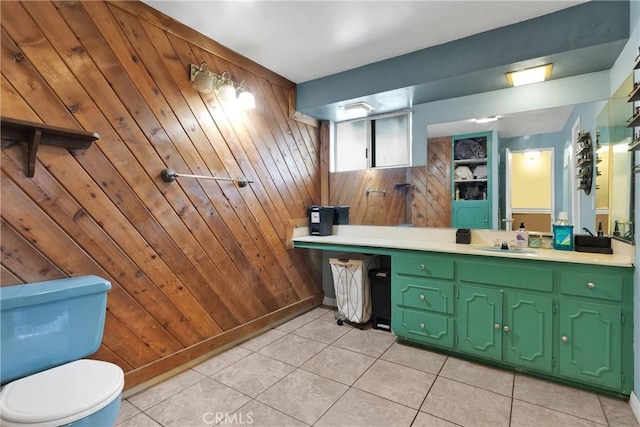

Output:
xmin=628 ymin=138 xmax=640 ymax=151
xmin=453 ymin=158 xmax=486 ymax=165
xmin=454 ymin=178 xmax=487 ymax=183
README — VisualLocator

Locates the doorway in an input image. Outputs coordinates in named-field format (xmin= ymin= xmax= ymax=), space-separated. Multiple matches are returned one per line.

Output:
xmin=505 ymin=148 xmax=555 ymax=232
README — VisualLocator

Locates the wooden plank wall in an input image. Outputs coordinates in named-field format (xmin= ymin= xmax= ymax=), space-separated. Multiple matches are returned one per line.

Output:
xmin=426 ymin=136 xmax=452 ymax=227
xmin=0 ymin=0 xmax=323 ymax=390
xmin=329 ymin=167 xmax=427 ymax=226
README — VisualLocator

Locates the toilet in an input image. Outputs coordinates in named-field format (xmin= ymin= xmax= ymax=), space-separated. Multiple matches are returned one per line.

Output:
xmin=0 ymin=276 xmax=124 ymax=427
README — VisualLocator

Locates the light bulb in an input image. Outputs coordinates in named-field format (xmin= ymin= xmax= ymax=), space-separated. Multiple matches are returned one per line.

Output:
xmin=217 ymin=81 xmax=236 ymax=101
xmin=238 ymin=91 xmax=256 ymax=109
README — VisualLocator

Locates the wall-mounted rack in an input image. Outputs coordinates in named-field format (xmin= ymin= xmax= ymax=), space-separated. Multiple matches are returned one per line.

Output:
xmin=161 ymin=168 xmax=253 ymax=188
xmin=627 ymin=47 xmax=640 ymax=153
xmin=366 ymin=188 xmax=386 ymax=196
xmin=575 ymin=130 xmax=596 ymax=194
xmin=1 ymin=116 xmax=98 ymax=177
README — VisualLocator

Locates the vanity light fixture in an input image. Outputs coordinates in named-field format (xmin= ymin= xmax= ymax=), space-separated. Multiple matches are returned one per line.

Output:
xmin=339 ymin=101 xmax=376 ymax=115
xmin=189 ymin=63 xmax=256 ymax=109
xmin=506 ymin=64 xmax=553 ymax=87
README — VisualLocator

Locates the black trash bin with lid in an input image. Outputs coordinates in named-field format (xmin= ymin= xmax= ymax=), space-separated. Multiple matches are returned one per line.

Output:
xmin=368 ymin=268 xmax=391 ymax=331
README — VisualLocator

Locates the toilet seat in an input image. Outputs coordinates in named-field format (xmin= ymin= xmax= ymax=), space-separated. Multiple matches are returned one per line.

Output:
xmin=0 ymin=359 xmax=124 ymax=427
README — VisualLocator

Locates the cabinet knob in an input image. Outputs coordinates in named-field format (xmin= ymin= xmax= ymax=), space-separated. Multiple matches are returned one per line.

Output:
xmin=561 ymin=336 xmax=569 ymax=343
xmin=494 ymin=323 xmax=500 ymax=330
xmin=420 ymin=294 xmax=425 ymax=301
xmin=420 ymin=323 xmax=425 ymax=329
xmin=503 ymin=325 xmax=510 ymax=332
xmin=419 ymin=264 xmax=425 ymax=270
xmin=587 ymin=282 xmax=595 ymax=289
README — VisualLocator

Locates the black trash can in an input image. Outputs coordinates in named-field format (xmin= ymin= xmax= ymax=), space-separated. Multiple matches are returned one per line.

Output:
xmin=368 ymin=268 xmax=391 ymax=331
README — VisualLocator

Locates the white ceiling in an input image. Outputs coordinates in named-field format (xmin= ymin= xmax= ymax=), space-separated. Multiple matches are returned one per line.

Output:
xmin=142 ymin=0 xmax=587 ymax=84
xmin=142 ymin=0 xmax=594 ymax=137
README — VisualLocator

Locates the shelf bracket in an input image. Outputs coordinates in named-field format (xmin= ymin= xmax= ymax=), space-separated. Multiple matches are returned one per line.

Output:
xmin=1 ymin=116 xmax=99 ymax=177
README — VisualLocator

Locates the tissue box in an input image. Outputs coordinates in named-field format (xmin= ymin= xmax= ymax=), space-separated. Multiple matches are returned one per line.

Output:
xmin=456 ymin=229 xmax=471 ymax=244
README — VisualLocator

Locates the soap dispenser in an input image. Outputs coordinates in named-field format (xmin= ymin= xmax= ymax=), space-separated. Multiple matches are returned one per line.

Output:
xmin=515 ymin=222 xmax=528 ymax=249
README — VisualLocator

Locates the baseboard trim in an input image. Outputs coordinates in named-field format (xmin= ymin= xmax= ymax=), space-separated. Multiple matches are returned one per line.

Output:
xmin=122 ymin=293 xmax=323 ymax=392
xmin=630 ymin=391 xmax=640 ymax=424
xmin=322 ymin=297 xmax=337 ymax=307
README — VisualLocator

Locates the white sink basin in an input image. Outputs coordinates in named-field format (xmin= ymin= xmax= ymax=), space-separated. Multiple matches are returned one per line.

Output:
xmin=473 ymin=246 xmax=536 ymax=254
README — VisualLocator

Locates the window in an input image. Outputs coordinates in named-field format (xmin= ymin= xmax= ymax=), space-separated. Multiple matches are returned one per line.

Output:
xmin=332 ymin=111 xmax=411 ymax=172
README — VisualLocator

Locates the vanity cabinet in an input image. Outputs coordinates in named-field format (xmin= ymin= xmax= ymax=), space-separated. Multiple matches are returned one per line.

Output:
xmin=291 ymin=236 xmax=633 ymax=395
xmin=452 ymin=132 xmax=492 ymax=229
xmin=390 ymin=251 xmax=633 ymax=395
xmin=457 ymin=285 xmax=554 ymax=372
xmin=456 ymin=259 xmax=554 ymax=372
xmin=392 ymin=253 xmax=455 ymax=348
xmin=557 ymin=269 xmax=626 ymax=390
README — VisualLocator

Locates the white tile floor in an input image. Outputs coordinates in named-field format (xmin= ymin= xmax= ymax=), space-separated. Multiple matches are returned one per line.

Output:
xmin=116 ymin=306 xmax=639 ymax=427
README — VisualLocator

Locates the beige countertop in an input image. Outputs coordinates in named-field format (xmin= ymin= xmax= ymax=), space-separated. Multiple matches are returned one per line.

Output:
xmin=292 ymin=225 xmax=634 ymax=268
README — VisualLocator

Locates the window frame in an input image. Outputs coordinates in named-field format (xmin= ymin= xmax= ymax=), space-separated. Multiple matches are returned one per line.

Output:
xmin=332 ymin=109 xmax=412 ymax=172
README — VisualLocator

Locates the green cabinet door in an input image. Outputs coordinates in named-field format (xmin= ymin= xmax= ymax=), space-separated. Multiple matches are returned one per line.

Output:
xmin=457 ymin=285 xmax=502 ymax=360
xmin=558 ymin=300 xmax=622 ymax=390
xmin=452 ymin=202 xmax=490 ymax=229
xmin=504 ymin=292 xmax=553 ymax=372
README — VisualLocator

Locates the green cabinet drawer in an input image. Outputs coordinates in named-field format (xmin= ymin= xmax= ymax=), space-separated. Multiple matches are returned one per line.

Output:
xmin=395 ymin=278 xmax=454 ymax=314
xmin=559 ymin=271 xmax=623 ymax=302
xmin=392 ymin=308 xmax=454 ymax=348
xmin=458 ymin=260 xmax=553 ymax=292
xmin=393 ymin=254 xmax=454 ymax=279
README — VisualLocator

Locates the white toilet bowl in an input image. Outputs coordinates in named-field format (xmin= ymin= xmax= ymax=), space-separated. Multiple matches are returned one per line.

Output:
xmin=0 ymin=359 xmax=124 ymax=427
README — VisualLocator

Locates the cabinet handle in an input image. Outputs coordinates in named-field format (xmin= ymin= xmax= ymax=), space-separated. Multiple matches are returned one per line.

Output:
xmin=419 ymin=264 xmax=425 ymax=270
xmin=587 ymin=282 xmax=595 ymax=289
xmin=494 ymin=323 xmax=500 ymax=330
xmin=503 ymin=325 xmax=510 ymax=332
xmin=420 ymin=323 xmax=425 ymax=329
xmin=420 ymin=294 xmax=425 ymax=301
xmin=561 ymin=336 xmax=569 ymax=343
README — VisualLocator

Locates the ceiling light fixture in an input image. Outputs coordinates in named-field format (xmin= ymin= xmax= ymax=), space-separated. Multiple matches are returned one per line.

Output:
xmin=189 ymin=63 xmax=256 ymax=109
xmin=505 ymin=64 xmax=553 ymax=87
xmin=339 ymin=101 xmax=376 ymax=115
xmin=473 ymin=116 xmax=500 ymax=124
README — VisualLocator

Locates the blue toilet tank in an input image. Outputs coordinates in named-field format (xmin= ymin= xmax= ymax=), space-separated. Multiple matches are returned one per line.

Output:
xmin=0 ymin=275 xmax=111 ymax=385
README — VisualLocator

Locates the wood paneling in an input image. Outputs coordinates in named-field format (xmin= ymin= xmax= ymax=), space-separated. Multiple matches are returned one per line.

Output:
xmin=0 ymin=0 xmax=322 ymax=390
xmin=426 ymin=136 xmax=452 ymax=227
xmin=329 ymin=167 xmax=425 ymax=226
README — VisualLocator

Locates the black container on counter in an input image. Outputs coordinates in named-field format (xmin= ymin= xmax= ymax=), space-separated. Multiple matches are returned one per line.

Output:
xmin=333 ymin=206 xmax=350 ymax=225
xmin=308 ymin=205 xmax=334 ymax=236
xmin=456 ymin=228 xmax=471 ymax=244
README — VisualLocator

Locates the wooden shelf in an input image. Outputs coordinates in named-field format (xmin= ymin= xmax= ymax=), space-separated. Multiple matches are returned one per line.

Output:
xmin=628 ymin=83 xmax=640 ymax=103
xmin=628 ymin=138 xmax=640 ymax=151
xmin=1 ymin=117 xmax=98 ymax=177
xmin=626 ymin=112 xmax=640 ymax=128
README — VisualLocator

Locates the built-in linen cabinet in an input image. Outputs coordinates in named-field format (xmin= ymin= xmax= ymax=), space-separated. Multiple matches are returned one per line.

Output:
xmin=451 ymin=132 xmax=492 ymax=229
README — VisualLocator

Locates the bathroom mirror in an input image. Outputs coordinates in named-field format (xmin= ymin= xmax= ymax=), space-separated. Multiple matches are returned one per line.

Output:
xmin=328 ymin=79 xmax=635 ymax=236
xmin=595 ymin=74 xmax=634 ymax=242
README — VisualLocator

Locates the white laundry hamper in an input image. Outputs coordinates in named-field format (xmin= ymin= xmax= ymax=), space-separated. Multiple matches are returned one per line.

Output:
xmin=329 ymin=254 xmax=381 ymax=327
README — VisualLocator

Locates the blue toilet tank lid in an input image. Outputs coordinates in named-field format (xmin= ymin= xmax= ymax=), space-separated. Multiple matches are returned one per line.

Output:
xmin=0 ymin=276 xmax=111 ymax=310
